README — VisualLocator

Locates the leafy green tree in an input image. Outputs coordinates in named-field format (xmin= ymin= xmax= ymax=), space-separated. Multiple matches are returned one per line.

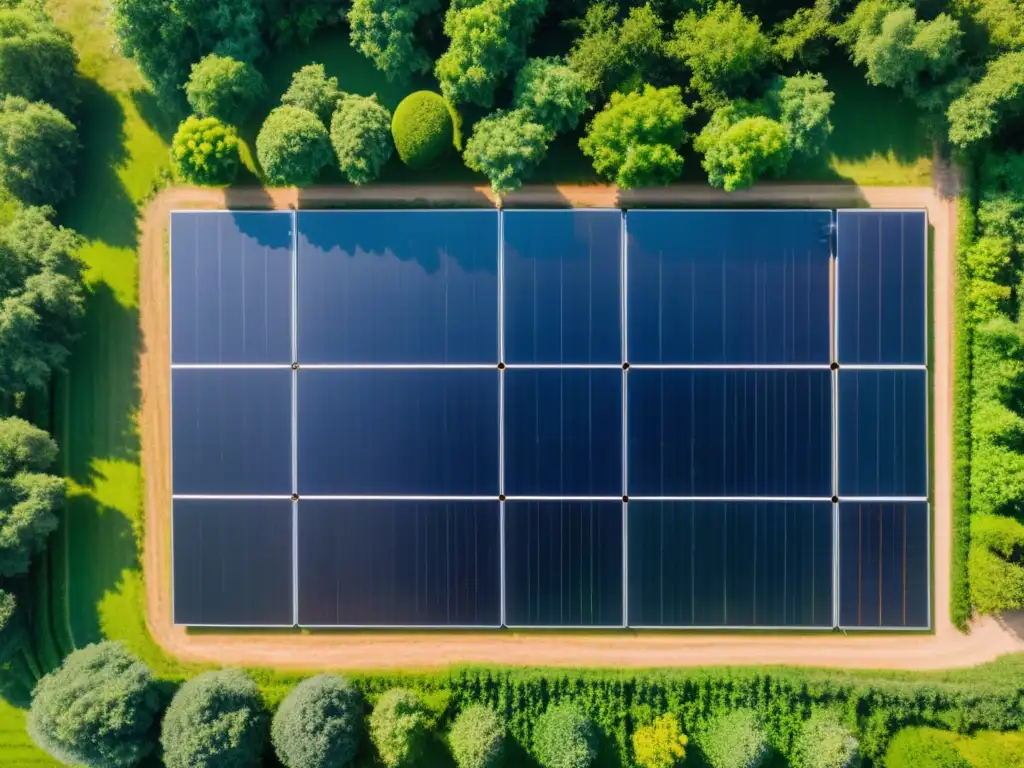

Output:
xmin=965 ymin=235 xmax=1014 ymax=322
xmin=435 ymin=0 xmax=546 ymax=108
xmin=0 ymin=9 xmax=78 ymax=115
xmin=770 ymin=0 xmax=833 ymax=67
xmin=0 ymin=588 xmax=13 ymax=632
xmin=633 ymin=713 xmax=688 ymax=768
xmin=764 ymin=73 xmax=834 ymax=157
xmin=792 ymin=712 xmax=860 ymax=768
xmin=271 ymin=674 xmax=362 ymax=768
xmin=668 ymin=1 xmax=770 ymax=99
xmin=579 ymin=84 xmax=690 ymax=188
xmin=263 ymin=0 xmax=347 ymax=49
xmin=369 ymin=688 xmax=431 ymax=768
xmin=391 ymin=90 xmax=455 ymax=169
xmin=566 ymin=2 xmax=667 ymax=97
xmin=256 ymin=105 xmax=333 ymax=186
xmin=185 ymin=53 xmax=265 ymax=123
xmin=0 ymin=207 xmax=83 ymax=395
xmin=280 ymin=63 xmax=342 ymax=123
xmin=968 ymin=0 xmax=1024 ymax=51
xmin=161 ymin=669 xmax=268 ymax=768
xmin=513 ymin=57 xmax=589 ymax=135
xmin=28 ymin=642 xmax=162 ymax=768
xmin=699 ymin=709 xmax=770 ymax=768
xmin=330 ymin=94 xmax=393 ymax=184
xmin=947 ymin=51 xmax=1024 ymax=148
xmin=0 ymin=97 xmax=78 ymax=206
xmin=171 ymin=115 xmax=241 ymax=185
xmin=969 ymin=513 xmax=1024 ymax=614
xmin=464 ymin=108 xmax=549 ymax=194
xmin=349 ymin=0 xmax=439 ymax=81
xmin=695 ymin=103 xmax=792 ymax=191
xmin=534 ymin=702 xmax=597 ymax=768
xmin=449 ymin=704 xmax=505 ymax=768
xmin=884 ymin=727 xmax=970 ymax=768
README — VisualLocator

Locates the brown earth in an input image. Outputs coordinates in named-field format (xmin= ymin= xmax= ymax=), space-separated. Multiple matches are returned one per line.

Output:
xmin=139 ymin=182 xmax=1024 ymax=670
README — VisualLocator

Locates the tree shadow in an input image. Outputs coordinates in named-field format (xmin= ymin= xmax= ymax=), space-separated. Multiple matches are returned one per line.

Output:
xmin=130 ymin=89 xmax=178 ymax=145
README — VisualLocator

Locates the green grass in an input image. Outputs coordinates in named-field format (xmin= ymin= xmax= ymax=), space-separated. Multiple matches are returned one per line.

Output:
xmin=0 ymin=700 xmax=59 ymax=767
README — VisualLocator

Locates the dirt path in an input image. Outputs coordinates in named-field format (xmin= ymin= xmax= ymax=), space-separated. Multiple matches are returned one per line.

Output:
xmin=139 ymin=183 xmax=1022 ymax=670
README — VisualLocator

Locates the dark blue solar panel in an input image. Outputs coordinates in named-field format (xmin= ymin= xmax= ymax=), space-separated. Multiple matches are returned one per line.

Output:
xmin=172 ymin=369 xmax=291 ymax=495
xmin=298 ymin=369 xmax=499 ymax=495
xmin=628 ymin=369 xmax=832 ymax=497
xmin=503 ymin=210 xmax=621 ymax=364
xmin=837 ymin=210 xmax=926 ymax=364
xmin=627 ymin=211 xmax=832 ymax=364
xmin=627 ymin=501 xmax=833 ymax=627
xmin=503 ymin=368 xmax=621 ymax=497
xmin=173 ymin=499 xmax=293 ymax=625
xmin=838 ymin=502 xmax=929 ymax=628
xmin=170 ymin=212 xmax=292 ymax=364
xmin=838 ymin=369 xmax=927 ymax=497
xmin=504 ymin=501 xmax=623 ymax=626
xmin=296 ymin=211 xmax=499 ymax=363
xmin=297 ymin=500 xmax=500 ymax=626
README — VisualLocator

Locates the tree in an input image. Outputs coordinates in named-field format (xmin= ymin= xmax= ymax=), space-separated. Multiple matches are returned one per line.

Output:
xmin=947 ymin=51 xmax=1024 ymax=148
xmin=698 ymin=709 xmax=770 ymax=768
xmin=271 ymin=674 xmax=362 ymax=768
xmin=28 ymin=642 xmax=162 ymax=768
xmin=160 ymin=669 xmax=268 ymax=768
xmin=391 ymin=91 xmax=455 ymax=169
xmin=633 ymin=713 xmax=688 ymax=768
xmin=0 ymin=9 xmax=78 ymax=115
xmin=770 ymin=0 xmax=833 ymax=67
xmin=171 ymin=115 xmax=241 ymax=185
xmin=435 ymin=0 xmax=547 ymax=108
xmin=0 ymin=97 xmax=78 ymax=207
xmin=791 ymin=712 xmax=860 ymax=768
xmin=695 ymin=106 xmax=792 ymax=192
xmin=369 ymin=688 xmax=431 ymax=768
xmin=185 ymin=54 xmax=265 ymax=123
xmin=534 ymin=702 xmax=596 ymax=768
xmin=579 ymin=85 xmax=690 ymax=189
xmin=256 ymin=105 xmax=332 ymax=186
xmin=330 ymin=94 xmax=393 ymax=185
xmin=449 ymin=704 xmax=505 ymax=768
xmin=969 ymin=513 xmax=1024 ymax=614
xmin=566 ymin=2 xmax=667 ymax=97
xmin=263 ymin=0 xmax=348 ymax=49
xmin=464 ymin=108 xmax=549 ymax=194
xmin=348 ymin=0 xmax=439 ymax=81
xmin=884 ymin=727 xmax=970 ymax=768
xmin=513 ymin=57 xmax=589 ymax=135
xmin=668 ymin=1 xmax=770 ymax=100
xmin=764 ymin=73 xmax=834 ymax=157
xmin=281 ymin=63 xmax=342 ymax=123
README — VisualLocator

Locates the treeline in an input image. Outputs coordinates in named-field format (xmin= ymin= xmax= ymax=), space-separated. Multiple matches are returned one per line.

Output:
xmin=25 ymin=641 xmax=1024 ymax=767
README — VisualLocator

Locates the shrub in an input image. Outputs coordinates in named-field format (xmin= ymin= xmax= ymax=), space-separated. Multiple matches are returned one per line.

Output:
xmin=792 ymin=712 xmax=860 ymax=768
xmin=0 ymin=9 xmax=78 ymax=115
xmin=256 ymin=105 xmax=333 ymax=186
xmin=330 ymin=94 xmax=393 ymax=185
xmin=0 ymin=96 xmax=78 ymax=206
xmin=281 ymin=63 xmax=342 ymax=123
xmin=27 ymin=642 xmax=162 ymax=768
xmin=696 ymin=113 xmax=792 ymax=192
xmin=171 ymin=116 xmax=241 ymax=185
xmin=885 ymin=727 xmax=969 ymax=768
xmin=391 ymin=91 xmax=455 ymax=169
xmin=160 ymin=669 xmax=268 ymax=768
xmin=969 ymin=514 xmax=1024 ymax=613
xmin=699 ymin=709 xmax=769 ymax=768
xmin=271 ymin=674 xmax=362 ymax=768
xmin=185 ymin=54 xmax=265 ymax=123
xmin=633 ymin=713 xmax=688 ymax=768
xmin=464 ymin=108 xmax=549 ymax=193
xmin=533 ymin=702 xmax=597 ymax=768
xmin=449 ymin=704 xmax=505 ymax=768
xmin=513 ymin=57 xmax=589 ymax=135
xmin=369 ymin=688 xmax=431 ymax=767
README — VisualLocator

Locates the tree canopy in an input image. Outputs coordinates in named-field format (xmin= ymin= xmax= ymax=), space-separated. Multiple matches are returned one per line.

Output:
xmin=185 ymin=53 xmax=265 ymax=123
xmin=696 ymin=107 xmax=792 ymax=192
xmin=947 ymin=51 xmax=1024 ymax=148
xmin=513 ymin=57 xmax=589 ymax=135
xmin=464 ymin=108 xmax=550 ymax=193
xmin=764 ymin=73 xmax=834 ymax=157
xmin=566 ymin=3 xmax=668 ymax=97
xmin=0 ymin=96 xmax=79 ymax=207
xmin=449 ymin=704 xmax=506 ymax=768
xmin=791 ymin=712 xmax=860 ymax=768
xmin=632 ymin=714 xmax=688 ymax=768
xmin=28 ymin=642 xmax=162 ymax=768
xmin=280 ymin=63 xmax=342 ymax=123
xmin=349 ymin=0 xmax=439 ymax=81
xmin=969 ymin=512 xmax=1024 ymax=614
xmin=256 ymin=105 xmax=333 ymax=186
xmin=330 ymin=94 xmax=393 ymax=184
xmin=171 ymin=115 xmax=242 ymax=185
xmin=533 ymin=702 xmax=597 ymax=768
xmin=0 ymin=8 xmax=78 ymax=115
xmin=369 ymin=688 xmax=432 ymax=768
xmin=698 ymin=709 xmax=770 ymax=768
xmin=271 ymin=674 xmax=362 ymax=768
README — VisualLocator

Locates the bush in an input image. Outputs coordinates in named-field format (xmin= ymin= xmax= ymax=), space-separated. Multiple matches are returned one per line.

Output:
xmin=513 ymin=57 xmax=589 ymax=135
xmin=369 ymin=688 xmax=431 ymax=768
xmin=633 ymin=713 xmax=687 ymax=768
xmin=696 ymin=113 xmax=792 ymax=192
xmin=27 ymin=642 xmax=161 ymax=768
xmin=969 ymin=514 xmax=1024 ymax=613
xmin=330 ymin=94 xmax=393 ymax=185
xmin=534 ymin=702 xmax=597 ymax=768
xmin=699 ymin=709 xmax=769 ymax=768
xmin=391 ymin=91 xmax=455 ymax=169
xmin=885 ymin=727 xmax=969 ymax=768
xmin=792 ymin=712 xmax=860 ymax=768
xmin=256 ymin=105 xmax=333 ymax=186
xmin=171 ymin=116 xmax=241 ymax=185
xmin=185 ymin=54 xmax=265 ymax=123
xmin=464 ymin=108 xmax=549 ymax=193
xmin=281 ymin=63 xmax=342 ymax=123
xmin=160 ymin=669 xmax=268 ymax=768
xmin=271 ymin=674 xmax=362 ymax=768
xmin=449 ymin=704 xmax=505 ymax=768
xmin=0 ymin=96 xmax=78 ymax=206
xmin=0 ymin=9 xmax=78 ymax=115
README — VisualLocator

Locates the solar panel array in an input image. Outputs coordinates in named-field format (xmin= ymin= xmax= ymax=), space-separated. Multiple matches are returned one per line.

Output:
xmin=170 ymin=208 xmax=929 ymax=630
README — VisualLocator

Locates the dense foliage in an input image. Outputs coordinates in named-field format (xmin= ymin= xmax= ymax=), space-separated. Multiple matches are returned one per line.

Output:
xmin=0 ymin=8 xmax=78 ymax=115
xmin=449 ymin=703 xmax=505 ymax=768
xmin=513 ymin=57 xmax=589 ymax=136
xmin=464 ymin=108 xmax=549 ymax=193
xmin=791 ymin=711 xmax=860 ymax=768
xmin=184 ymin=54 xmax=265 ymax=123
xmin=369 ymin=688 xmax=432 ymax=768
xmin=28 ymin=642 xmax=161 ymax=768
xmin=885 ymin=727 xmax=970 ymax=768
xmin=330 ymin=94 xmax=393 ymax=184
xmin=256 ymin=105 xmax=333 ymax=186
xmin=947 ymin=51 xmax=1024 ymax=149
xmin=160 ymin=669 xmax=268 ymax=768
xmin=171 ymin=115 xmax=241 ymax=185
xmin=698 ymin=709 xmax=769 ymax=768
xmin=280 ymin=63 xmax=341 ymax=123
xmin=533 ymin=702 xmax=597 ymax=768
xmin=349 ymin=0 xmax=439 ymax=81
xmin=0 ymin=96 xmax=78 ymax=207
xmin=271 ymin=674 xmax=362 ymax=768
xmin=391 ymin=91 xmax=454 ymax=169
xmin=632 ymin=714 xmax=687 ymax=768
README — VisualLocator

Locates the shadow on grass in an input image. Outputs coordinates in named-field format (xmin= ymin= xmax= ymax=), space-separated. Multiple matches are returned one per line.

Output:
xmin=130 ymin=89 xmax=178 ymax=145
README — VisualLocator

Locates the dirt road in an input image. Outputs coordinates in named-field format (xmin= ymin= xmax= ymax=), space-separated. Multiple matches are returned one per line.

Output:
xmin=139 ymin=183 xmax=1023 ymax=670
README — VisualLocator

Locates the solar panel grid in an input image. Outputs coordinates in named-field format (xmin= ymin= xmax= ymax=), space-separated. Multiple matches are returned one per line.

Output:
xmin=169 ymin=208 xmax=930 ymax=630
